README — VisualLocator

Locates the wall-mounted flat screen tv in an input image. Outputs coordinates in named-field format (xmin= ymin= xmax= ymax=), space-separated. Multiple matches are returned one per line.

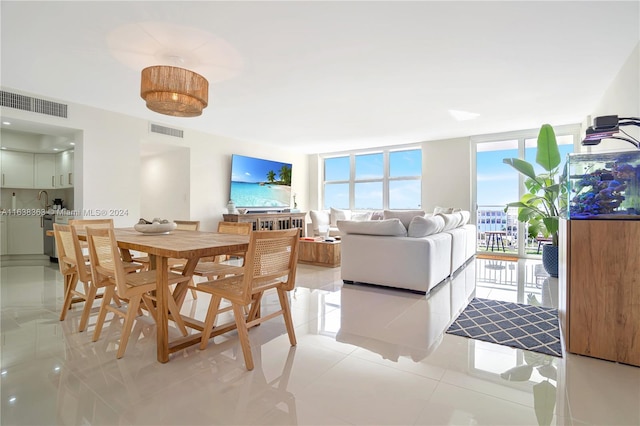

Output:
xmin=230 ymin=154 xmax=292 ymax=210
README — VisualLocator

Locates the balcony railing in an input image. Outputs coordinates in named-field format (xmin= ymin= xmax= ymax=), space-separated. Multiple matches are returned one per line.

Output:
xmin=476 ymin=205 xmax=542 ymax=255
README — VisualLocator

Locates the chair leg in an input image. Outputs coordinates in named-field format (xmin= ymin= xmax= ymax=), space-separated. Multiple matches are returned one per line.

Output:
xmin=117 ymin=295 xmax=142 ymax=359
xmin=232 ymin=303 xmax=254 ymax=371
xmin=92 ymin=286 xmax=115 ymax=342
xmin=78 ymin=284 xmax=98 ymax=332
xmin=59 ymin=273 xmax=78 ymax=321
xmin=277 ymin=288 xmax=297 ymax=347
xmin=199 ymin=295 xmax=222 ymax=350
xmin=247 ymin=292 xmax=263 ymax=323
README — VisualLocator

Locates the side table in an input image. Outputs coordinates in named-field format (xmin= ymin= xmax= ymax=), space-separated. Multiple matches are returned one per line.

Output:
xmin=298 ymin=239 xmax=341 ymax=267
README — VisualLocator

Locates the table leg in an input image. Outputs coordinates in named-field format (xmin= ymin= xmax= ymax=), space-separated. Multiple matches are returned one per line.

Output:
xmin=172 ymin=257 xmax=199 ymax=309
xmin=156 ymin=256 xmax=170 ymax=363
xmin=490 ymin=234 xmax=496 ymax=251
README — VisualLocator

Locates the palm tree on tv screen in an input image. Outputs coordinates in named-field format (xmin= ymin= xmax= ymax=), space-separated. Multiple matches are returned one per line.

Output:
xmin=279 ymin=165 xmax=292 ymax=185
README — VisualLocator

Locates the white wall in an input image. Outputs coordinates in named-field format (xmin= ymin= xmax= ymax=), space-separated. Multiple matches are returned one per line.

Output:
xmin=140 ymin=147 xmax=190 ymax=222
xmin=588 ymin=42 xmax=640 ymax=152
xmin=421 ymin=137 xmax=472 ymax=212
xmin=0 ymin=88 xmax=310 ymax=230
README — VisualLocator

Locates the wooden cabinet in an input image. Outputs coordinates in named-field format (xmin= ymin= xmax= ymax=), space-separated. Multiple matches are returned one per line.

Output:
xmin=56 ymin=150 xmax=74 ymax=188
xmin=35 ymin=153 xmax=56 ymax=189
xmin=1 ymin=150 xmax=34 ymax=188
xmin=559 ymin=219 xmax=640 ymax=366
xmin=223 ymin=212 xmax=306 ymax=236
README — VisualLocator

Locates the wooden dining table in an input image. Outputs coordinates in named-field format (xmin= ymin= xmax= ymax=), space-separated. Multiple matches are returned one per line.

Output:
xmin=76 ymin=227 xmax=250 ymax=363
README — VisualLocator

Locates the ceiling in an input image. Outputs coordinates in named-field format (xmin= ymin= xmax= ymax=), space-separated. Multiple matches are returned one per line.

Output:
xmin=1 ymin=1 xmax=639 ymax=154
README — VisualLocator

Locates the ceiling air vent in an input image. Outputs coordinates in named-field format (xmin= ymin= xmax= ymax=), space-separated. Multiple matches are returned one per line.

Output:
xmin=0 ymin=90 xmax=68 ymax=118
xmin=149 ymin=123 xmax=184 ymax=138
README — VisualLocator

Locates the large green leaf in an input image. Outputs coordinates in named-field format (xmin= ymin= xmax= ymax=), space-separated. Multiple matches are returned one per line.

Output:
xmin=536 ymin=124 xmax=561 ymax=172
xmin=503 ymin=158 xmax=537 ymax=181
xmin=542 ymin=217 xmax=559 ymax=235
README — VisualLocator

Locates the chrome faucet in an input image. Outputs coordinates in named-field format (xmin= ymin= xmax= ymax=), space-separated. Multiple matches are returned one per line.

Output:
xmin=37 ymin=190 xmax=51 ymax=211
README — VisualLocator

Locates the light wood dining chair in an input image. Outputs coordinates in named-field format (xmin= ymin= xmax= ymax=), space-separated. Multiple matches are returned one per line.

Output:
xmin=193 ymin=228 xmax=300 ymax=371
xmin=53 ymin=224 xmax=80 ymax=322
xmin=87 ymin=226 xmax=191 ymax=358
xmin=71 ymin=220 xmax=145 ymax=331
xmin=171 ymin=221 xmax=252 ymax=280
xmin=64 ymin=219 xmax=143 ymax=332
xmin=55 ymin=219 xmax=114 ymax=328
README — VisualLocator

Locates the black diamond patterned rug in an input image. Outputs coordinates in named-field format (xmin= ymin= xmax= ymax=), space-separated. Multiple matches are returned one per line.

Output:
xmin=446 ymin=298 xmax=563 ymax=357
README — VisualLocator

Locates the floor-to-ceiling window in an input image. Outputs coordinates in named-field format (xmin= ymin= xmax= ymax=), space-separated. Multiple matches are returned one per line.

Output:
xmin=323 ymin=147 xmax=421 ymax=210
xmin=473 ymin=125 xmax=579 ymax=258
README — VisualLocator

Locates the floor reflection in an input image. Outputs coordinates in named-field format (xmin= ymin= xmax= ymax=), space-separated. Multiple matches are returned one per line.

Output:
xmin=336 ymin=261 xmax=476 ymax=362
xmin=2 ymin=256 xmax=639 ymax=425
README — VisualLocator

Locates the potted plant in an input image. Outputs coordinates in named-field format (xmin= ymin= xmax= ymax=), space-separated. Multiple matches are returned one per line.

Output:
xmin=503 ymin=124 xmax=564 ymax=277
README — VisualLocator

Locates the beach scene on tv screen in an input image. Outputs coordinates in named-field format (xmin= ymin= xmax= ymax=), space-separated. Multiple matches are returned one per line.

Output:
xmin=230 ymin=155 xmax=292 ymax=208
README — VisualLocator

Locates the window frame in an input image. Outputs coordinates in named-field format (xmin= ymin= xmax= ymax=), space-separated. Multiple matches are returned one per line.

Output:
xmin=321 ymin=145 xmax=422 ymax=210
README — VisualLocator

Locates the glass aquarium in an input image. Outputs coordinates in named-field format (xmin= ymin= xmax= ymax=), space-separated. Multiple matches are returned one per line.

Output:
xmin=567 ymin=150 xmax=640 ymax=219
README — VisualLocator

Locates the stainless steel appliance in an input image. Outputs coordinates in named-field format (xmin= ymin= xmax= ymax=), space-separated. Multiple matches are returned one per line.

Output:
xmin=43 ymin=213 xmax=56 ymax=261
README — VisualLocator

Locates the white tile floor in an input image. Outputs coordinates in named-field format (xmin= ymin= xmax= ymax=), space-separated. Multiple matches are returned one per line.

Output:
xmin=1 ymin=256 xmax=639 ymax=425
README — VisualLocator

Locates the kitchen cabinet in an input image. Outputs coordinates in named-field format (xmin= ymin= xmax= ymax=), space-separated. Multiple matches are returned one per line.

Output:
xmin=35 ymin=153 xmax=56 ymax=189
xmin=1 ymin=150 xmax=34 ymax=188
xmin=7 ymin=216 xmax=43 ymax=255
xmin=56 ymin=150 xmax=74 ymax=188
xmin=0 ymin=216 xmax=7 ymax=255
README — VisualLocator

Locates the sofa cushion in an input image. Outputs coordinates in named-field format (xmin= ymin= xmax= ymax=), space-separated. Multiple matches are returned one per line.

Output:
xmin=351 ymin=211 xmax=373 ymax=221
xmin=309 ymin=210 xmax=330 ymax=234
xmin=438 ymin=213 xmax=462 ymax=231
xmin=407 ymin=215 xmax=445 ymax=237
xmin=457 ymin=210 xmax=471 ymax=226
xmin=383 ymin=209 xmax=425 ymax=229
xmin=330 ymin=207 xmax=352 ymax=226
xmin=337 ymin=218 xmax=407 ymax=236
xmin=434 ymin=206 xmax=462 ymax=214
xmin=370 ymin=210 xmax=384 ymax=220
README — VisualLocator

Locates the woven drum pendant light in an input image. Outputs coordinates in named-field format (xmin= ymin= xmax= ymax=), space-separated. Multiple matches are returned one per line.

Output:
xmin=140 ymin=65 xmax=209 ymax=117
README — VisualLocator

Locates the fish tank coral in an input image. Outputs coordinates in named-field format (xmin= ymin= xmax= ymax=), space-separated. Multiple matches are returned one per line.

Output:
xmin=567 ymin=150 xmax=640 ymax=219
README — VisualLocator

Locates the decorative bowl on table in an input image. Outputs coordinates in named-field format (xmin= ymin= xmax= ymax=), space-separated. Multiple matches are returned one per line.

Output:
xmin=133 ymin=221 xmax=177 ymax=234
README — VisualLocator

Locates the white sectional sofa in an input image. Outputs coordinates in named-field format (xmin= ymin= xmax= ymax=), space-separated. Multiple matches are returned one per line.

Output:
xmin=307 ymin=207 xmax=377 ymax=237
xmin=337 ymin=209 xmax=476 ymax=294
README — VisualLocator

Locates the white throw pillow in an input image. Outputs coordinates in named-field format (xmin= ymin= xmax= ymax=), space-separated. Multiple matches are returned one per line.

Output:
xmin=351 ymin=211 xmax=373 ymax=221
xmin=438 ymin=213 xmax=461 ymax=231
xmin=309 ymin=210 xmax=330 ymax=234
xmin=407 ymin=215 xmax=445 ymax=237
xmin=433 ymin=206 xmax=462 ymax=214
xmin=330 ymin=207 xmax=352 ymax=226
xmin=433 ymin=206 xmax=454 ymax=214
xmin=383 ymin=209 xmax=425 ymax=229
xmin=337 ymin=218 xmax=407 ymax=236
xmin=457 ymin=210 xmax=471 ymax=226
